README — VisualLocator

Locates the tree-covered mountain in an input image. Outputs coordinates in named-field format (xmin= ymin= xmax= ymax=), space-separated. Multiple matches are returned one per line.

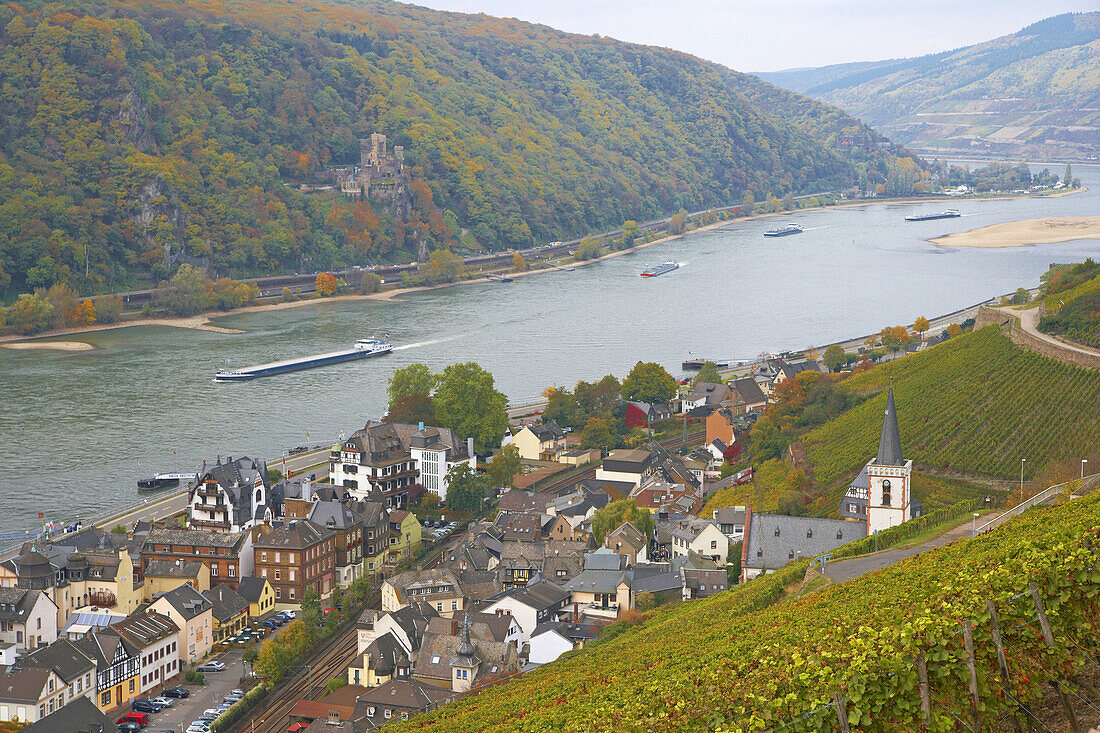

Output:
xmin=757 ymin=12 xmax=1100 ymax=160
xmin=0 ymin=0 xmax=912 ymax=298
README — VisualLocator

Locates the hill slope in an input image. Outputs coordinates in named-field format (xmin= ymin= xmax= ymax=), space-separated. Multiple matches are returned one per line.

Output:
xmin=0 ymin=0 xmax=907 ymax=298
xmin=757 ymin=12 xmax=1100 ymax=160
xmin=391 ymin=489 xmax=1100 ymax=731
xmin=802 ymin=326 xmax=1100 ymax=512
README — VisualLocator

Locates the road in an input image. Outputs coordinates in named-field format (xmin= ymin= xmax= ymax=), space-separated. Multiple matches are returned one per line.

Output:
xmin=822 ymin=519 xmax=982 ymax=584
xmin=999 ymin=304 xmax=1100 ymax=360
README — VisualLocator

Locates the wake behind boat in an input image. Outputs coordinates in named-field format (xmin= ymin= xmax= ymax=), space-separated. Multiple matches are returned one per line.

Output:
xmin=641 ymin=261 xmax=679 ymax=277
xmin=763 ymin=223 xmax=803 ymax=237
xmin=215 ymin=338 xmax=393 ymax=382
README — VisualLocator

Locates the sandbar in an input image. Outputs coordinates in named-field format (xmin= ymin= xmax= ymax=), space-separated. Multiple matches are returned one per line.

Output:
xmin=2 ymin=340 xmax=95 ymax=351
xmin=931 ymin=216 xmax=1100 ymax=248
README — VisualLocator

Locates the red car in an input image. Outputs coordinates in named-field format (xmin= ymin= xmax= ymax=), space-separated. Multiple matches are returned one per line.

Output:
xmin=117 ymin=711 xmax=149 ymax=727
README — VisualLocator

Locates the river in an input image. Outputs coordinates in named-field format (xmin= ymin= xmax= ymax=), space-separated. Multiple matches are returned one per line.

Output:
xmin=2 ymin=163 xmax=1098 ymax=531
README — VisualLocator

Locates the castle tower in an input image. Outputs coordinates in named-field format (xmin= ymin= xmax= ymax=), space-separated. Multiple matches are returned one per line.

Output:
xmin=865 ymin=386 xmax=912 ymax=533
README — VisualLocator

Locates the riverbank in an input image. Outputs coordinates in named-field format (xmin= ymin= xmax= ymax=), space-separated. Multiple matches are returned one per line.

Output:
xmin=0 ymin=315 xmax=243 ymax=347
xmin=931 ymin=216 xmax=1100 ymax=248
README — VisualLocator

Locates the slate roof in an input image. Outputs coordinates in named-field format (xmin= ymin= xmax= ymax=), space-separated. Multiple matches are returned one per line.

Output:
xmin=20 ymin=638 xmax=95 ymax=683
xmin=527 ymin=421 xmax=565 ymax=442
xmin=425 ymin=610 xmax=515 ymax=644
xmin=730 ymin=377 xmax=767 ymax=406
xmin=358 ymin=631 xmax=409 ymax=676
xmin=197 ymin=456 xmax=272 ymax=528
xmin=686 ymin=382 xmax=731 ymax=406
xmin=145 ymin=559 xmax=204 ymax=579
xmin=457 ymin=569 xmax=502 ymax=603
xmin=152 ymin=583 xmax=212 ymax=620
xmin=563 ymin=568 xmax=630 ymax=595
xmin=743 ymin=514 xmax=866 ymax=571
xmin=875 ymin=386 xmax=906 ymax=466
xmin=494 ymin=512 xmax=545 ymax=542
xmin=22 ymin=695 xmax=109 ymax=732
xmin=113 ymin=610 xmax=179 ymax=648
xmin=352 ymin=679 xmax=456 ymax=726
xmin=236 ymin=576 xmax=270 ymax=604
xmin=387 ymin=568 xmax=461 ymax=605
xmin=307 ymin=501 xmax=360 ymax=531
xmin=488 ymin=580 xmax=570 ymax=612
xmin=0 ymin=587 xmax=47 ymax=624
xmin=203 ymin=585 xmax=249 ymax=623
xmin=631 ymin=562 xmax=682 ymax=594
xmin=0 ymin=665 xmax=50 ymax=703
xmin=777 ymin=360 xmax=823 ymax=379
xmin=497 ymin=490 xmax=554 ymax=514
xmin=413 ymin=633 xmax=513 ymax=682
xmin=252 ymin=519 xmax=334 ymax=550
xmin=144 ymin=528 xmax=247 ymax=549
xmin=605 ymin=522 xmax=646 ymax=554
xmin=73 ymin=627 xmax=137 ymax=670
xmin=712 ymin=506 xmax=748 ymax=528
xmin=345 ymin=421 xmax=470 ymax=464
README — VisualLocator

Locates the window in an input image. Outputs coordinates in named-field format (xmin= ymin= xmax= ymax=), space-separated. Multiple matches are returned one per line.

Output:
xmin=289 ymin=588 xmax=295 ymax=600
xmin=710 ymin=541 xmax=717 ymax=549
xmin=275 ymin=588 xmax=281 ymax=599
xmin=436 ymin=602 xmax=443 ymax=611
xmin=837 ymin=531 xmax=843 ymax=540
xmin=756 ymin=550 xmax=762 ymax=558
xmin=229 ymin=566 xmax=236 ymax=577
xmin=385 ymin=710 xmax=391 ymax=719
xmin=129 ymin=680 xmax=135 ymax=692
xmin=261 ymin=551 xmax=268 ymax=562
xmin=773 ymin=527 xmax=780 ymax=537
xmin=274 ymin=569 xmax=281 ymax=581
xmin=451 ymin=600 xmax=457 ymax=611
xmin=275 ymin=552 xmax=280 ymax=563
xmin=368 ymin=707 xmax=375 ymax=716
xmin=806 ymin=529 xmax=813 ymax=539
xmin=211 ymin=565 xmax=218 ymax=576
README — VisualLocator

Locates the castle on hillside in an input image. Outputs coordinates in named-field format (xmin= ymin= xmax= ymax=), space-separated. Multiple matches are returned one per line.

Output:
xmin=839 ymin=386 xmax=921 ymax=532
xmin=333 ymin=133 xmax=405 ymax=199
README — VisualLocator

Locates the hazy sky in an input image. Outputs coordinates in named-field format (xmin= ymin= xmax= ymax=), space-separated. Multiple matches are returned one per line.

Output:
xmin=407 ymin=0 xmax=1097 ymax=72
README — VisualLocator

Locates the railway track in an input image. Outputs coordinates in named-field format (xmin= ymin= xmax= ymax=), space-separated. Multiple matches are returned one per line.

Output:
xmin=230 ymin=623 xmax=360 ymax=733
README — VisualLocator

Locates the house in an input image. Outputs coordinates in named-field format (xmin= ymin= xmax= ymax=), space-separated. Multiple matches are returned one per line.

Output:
xmin=623 ymin=401 xmax=673 ymax=430
xmin=595 ymin=448 xmax=660 ymax=489
xmin=412 ymin=619 xmax=519 ymax=692
xmin=148 ymin=584 xmax=213 ymax=664
xmin=425 ymin=610 xmax=522 ymax=652
xmin=603 ymin=522 xmax=648 ymax=566
xmin=770 ymin=359 xmax=824 ymax=391
xmin=705 ymin=407 xmax=755 ymax=454
xmin=188 ymin=456 xmax=275 ymax=533
xmin=528 ymin=622 xmax=575 ymax=664
xmin=20 ymin=695 xmax=109 ymax=732
xmin=498 ymin=540 xmax=588 ymax=589
xmin=347 ymin=631 xmax=411 ymax=688
xmin=7 ymin=542 xmax=140 ymax=624
xmin=307 ymin=502 xmax=364 ymax=588
xmin=562 ymin=551 xmax=632 ymax=620
xmin=680 ymin=568 xmax=727 ymax=599
xmin=382 ymin=568 xmax=465 ymax=617
xmin=352 ymin=678 xmax=456 ymax=728
xmin=58 ymin=609 xmax=126 ymax=640
xmin=329 ymin=422 xmax=475 ymax=506
xmin=19 ymin=637 xmax=97 ymax=711
xmin=236 ymin=577 xmax=276 ymax=621
xmin=73 ymin=627 xmax=141 ymax=712
xmin=512 ymin=422 xmax=567 ymax=461
xmin=632 ymin=481 xmax=701 ymax=517
xmin=142 ymin=560 xmax=210 ymax=601
xmin=740 ymin=509 xmax=865 ymax=582
xmin=0 ymin=664 xmax=69 ymax=723
xmin=483 ymin=580 xmax=571 ymax=640
xmin=355 ymin=603 xmax=437 ymax=657
xmin=712 ymin=507 xmax=748 ymax=543
xmin=111 ymin=611 xmax=180 ymax=695
xmin=280 ymin=477 xmax=351 ymax=519
xmin=286 ymin=685 xmax=367 ymax=729
xmin=375 ymin=510 xmax=422 ymax=574
xmin=680 ymin=382 xmax=734 ymax=412
xmin=141 ymin=529 xmax=250 ymax=590
xmin=0 ymin=587 xmax=59 ymax=653
xmin=557 ymin=449 xmax=601 ymax=466
xmin=668 ymin=518 xmax=729 ymax=564
xmin=202 ymin=585 xmax=249 ymax=643
xmin=251 ymin=519 xmax=337 ymax=605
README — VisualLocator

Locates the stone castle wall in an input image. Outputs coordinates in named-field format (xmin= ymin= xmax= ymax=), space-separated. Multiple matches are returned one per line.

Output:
xmin=975 ymin=306 xmax=1100 ymax=371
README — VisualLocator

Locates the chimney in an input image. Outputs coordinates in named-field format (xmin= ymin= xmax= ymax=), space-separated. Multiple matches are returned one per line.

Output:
xmin=467 ymin=437 xmax=475 ymax=461
xmin=302 ymin=477 xmax=313 ymax=502
xmin=328 ymin=710 xmax=341 ymax=724
xmin=573 ymin=602 xmax=578 ymax=623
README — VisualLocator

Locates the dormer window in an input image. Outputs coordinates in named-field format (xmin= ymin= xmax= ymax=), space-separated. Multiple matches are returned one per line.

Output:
xmin=774 ymin=527 xmax=780 ymax=537
xmin=806 ymin=529 xmax=813 ymax=538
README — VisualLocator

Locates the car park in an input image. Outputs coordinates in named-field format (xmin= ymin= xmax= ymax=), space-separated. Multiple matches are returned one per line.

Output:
xmin=163 ymin=687 xmax=190 ymax=698
xmin=132 ymin=699 xmax=162 ymax=713
xmin=197 ymin=660 xmax=226 ymax=672
xmin=117 ymin=712 xmax=149 ymax=727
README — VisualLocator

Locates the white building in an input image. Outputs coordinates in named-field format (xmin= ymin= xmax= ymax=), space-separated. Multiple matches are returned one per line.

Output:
xmin=528 ymin=622 xmax=574 ymax=665
xmin=113 ymin=611 xmax=180 ymax=695
xmin=188 ymin=456 xmax=273 ymax=533
xmin=483 ymin=580 xmax=571 ymax=641
xmin=668 ymin=518 xmax=729 ymax=565
xmin=841 ymin=387 xmax=915 ymax=534
xmin=0 ymin=588 xmax=59 ymax=654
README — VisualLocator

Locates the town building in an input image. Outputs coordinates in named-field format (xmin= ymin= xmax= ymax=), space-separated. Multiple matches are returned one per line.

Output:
xmin=351 ymin=678 xmax=456 ymax=728
xmin=0 ymin=587 xmax=58 ymax=654
xmin=382 ymin=568 xmax=465 ymax=617
xmin=347 ymin=631 xmax=410 ymax=688
xmin=668 ymin=517 xmax=729 ymax=565
xmin=562 ymin=551 xmax=632 ymax=620
xmin=595 ymin=448 xmax=660 ymax=489
xmin=335 ymin=133 xmax=406 ymax=199
xmin=73 ymin=627 xmax=141 ymax=713
xmin=740 ymin=509 xmax=864 ymax=582
xmin=18 ymin=637 xmax=97 ymax=712
xmin=603 ymin=522 xmax=648 ymax=566
xmin=142 ymin=560 xmax=210 ymax=601
xmin=111 ymin=611 xmax=180 ymax=695
xmin=141 ymin=529 xmax=250 ymax=590
xmin=188 ymin=456 xmax=276 ymax=533
xmin=512 ymin=422 xmax=566 ymax=461
xmin=252 ymin=520 xmax=337 ymax=604
xmin=203 ymin=585 xmax=249 ymax=644
xmin=307 ymin=502 xmax=364 ymax=588
xmin=236 ymin=577 xmax=276 ymax=621
xmin=483 ymin=580 xmax=571 ymax=640
xmin=712 ymin=506 xmax=748 ymax=544
xmin=623 ymin=401 xmax=673 ymax=430
xmin=0 ymin=663 xmax=69 ymax=724
xmin=148 ymin=585 xmax=213 ymax=665
xmin=680 ymin=382 xmax=734 ymax=412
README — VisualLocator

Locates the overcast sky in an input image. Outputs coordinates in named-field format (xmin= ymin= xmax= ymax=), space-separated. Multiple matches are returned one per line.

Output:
xmin=405 ymin=0 xmax=1097 ymax=72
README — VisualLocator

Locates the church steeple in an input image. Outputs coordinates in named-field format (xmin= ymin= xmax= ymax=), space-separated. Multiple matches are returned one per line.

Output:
xmin=876 ymin=386 xmax=904 ymax=466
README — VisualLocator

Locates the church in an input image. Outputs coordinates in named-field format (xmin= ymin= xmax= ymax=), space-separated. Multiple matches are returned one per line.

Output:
xmin=839 ymin=386 xmax=921 ymax=532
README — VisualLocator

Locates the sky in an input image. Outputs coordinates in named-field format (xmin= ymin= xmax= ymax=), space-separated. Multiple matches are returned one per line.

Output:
xmin=406 ymin=0 xmax=1098 ymax=72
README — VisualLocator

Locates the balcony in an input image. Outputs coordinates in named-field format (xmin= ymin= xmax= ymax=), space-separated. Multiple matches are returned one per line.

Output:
xmin=89 ymin=591 xmax=116 ymax=608
xmin=579 ymin=602 xmax=619 ymax=620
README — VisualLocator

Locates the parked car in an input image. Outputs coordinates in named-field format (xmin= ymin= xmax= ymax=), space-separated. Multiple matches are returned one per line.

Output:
xmin=280 ymin=610 xmax=297 ymax=619
xmin=118 ymin=723 xmax=141 ymax=733
xmin=150 ymin=697 xmax=173 ymax=707
xmin=132 ymin=699 xmax=162 ymax=713
xmin=185 ymin=725 xmax=209 ymax=733
xmin=163 ymin=687 xmax=190 ymax=698
xmin=117 ymin=712 xmax=149 ymax=727
xmin=197 ymin=661 xmax=226 ymax=672
xmin=230 ymin=689 xmax=245 ymax=697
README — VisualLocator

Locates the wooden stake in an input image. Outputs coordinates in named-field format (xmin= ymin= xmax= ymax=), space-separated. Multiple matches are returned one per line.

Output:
xmin=1029 ymin=580 xmax=1080 ymax=733
xmin=833 ymin=690 xmax=850 ymax=733
xmin=986 ymin=600 xmax=1025 ymax=733
xmin=961 ymin=621 xmax=981 ymax=733
xmin=916 ymin=651 xmax=930 ymax=732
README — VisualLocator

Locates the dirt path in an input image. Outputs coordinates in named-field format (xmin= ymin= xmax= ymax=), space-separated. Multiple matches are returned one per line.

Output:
xmin=997 ymin=305 xmax=1100 ymax=360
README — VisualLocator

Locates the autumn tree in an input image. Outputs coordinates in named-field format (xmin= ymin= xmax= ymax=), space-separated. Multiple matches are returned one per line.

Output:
xmin=741 ymin=192 xmax=755 ymax=216
xmin=512 ymin=252 xmax=526 ymax=271
xmin=579 ymin=416 xmax=619 ymax=452
xmin=620 ymin=220 xmax=640 ymax=248
xmin=621 ymin=362 xmax=678 ymax=404
xmin=668 ymin=210 xmax=688 ymax=235
xmin=94 ymin=295 xmax=123 ymax=323
xmin=488 ymin=444 xmax=522 ymax=489
xmin=315 ymin=272 xmax=339 ymax=296
xmin=421 ymin=249 xmax=464 ymax=285
xmin=358 ymin=271 xmax=383 ymax=294
xmin=880 ymin=325 xmax=910 ymax=353
xmin=823 ymin=344 xmax=846 ymax=372
xmin=384 ymin=393 xmax=434 ymax=425
xmin=6 ymin=292 xmax=55 ymax=335
xmin=433 ymin=362 xmax=508 ymax=454
xmin=913 ymin=316 xmax=931 ymax=339
xmin=70 ymin=299 xmax=97 ymax=326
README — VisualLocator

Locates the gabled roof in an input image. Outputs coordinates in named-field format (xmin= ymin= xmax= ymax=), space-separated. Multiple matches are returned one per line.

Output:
xmin=145 ymin=559 xmax=204 ymax=579
xmin=151 ymin=583 xmax=212 ymax=621
xmin=307 ymin=501 xmax=360 ymax=531
xmin=730 ymin=377 xmax=766 ymax=406
xmin=743 ymin=514 xmax=865 ymax=570
xmin=425 ymin=610 xmax=515 ymax=644
xmin=203 ymin=585 xmax=249 ymax=622
xmin=22 ymin=695 xmax=109 ymax=732
xmin=144 ymin=528 xmax=247 ymax=550
xmin=563 ymin=568 xmax=630 ymax=594
xmin=113 ymin=611 xmax=179 ymax=648
xmin=686 ymin=382 xmax=731 ymax=405
xmin=252 ymin=519 xmax=334 ymax=550
xmin=235 ymin=576 xmax=271 ymax=604
xmin=497 ymin=490 xmax=555 ymax=514
xmin=488 ymin=579 xmax=570 ymax=612
xmin=526 ymin=421 xmax=565 ymax=442
xmin=21 ymin=638 xmax=96 ymax=682
xmin=0 ymin=587 xmax=50 ymax=624
xmin=196 ymin=456 xmax=272 ymax=528
xmin=605 ymin=522 xmax=646 ymax=552
xmin=0 ymin=665 xmax=52 ymax=703
xmin=359 ymin=631 xmax=409 ymax=676
xmin=352 ymin=678 xmax=456 ymax=721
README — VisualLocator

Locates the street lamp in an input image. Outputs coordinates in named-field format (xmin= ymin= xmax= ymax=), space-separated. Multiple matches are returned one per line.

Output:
xmin=1020 ymin=458 xmax=1026 ymax=497
xmin=972 ymin=512 xmax=979 ymax=536
xmin=1083 ymin=459 xmax=1089 ymax=479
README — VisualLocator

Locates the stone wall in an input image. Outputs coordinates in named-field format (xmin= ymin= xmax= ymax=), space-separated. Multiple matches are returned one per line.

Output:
xmin=975 ymin=307 xmax=1100 ymax=371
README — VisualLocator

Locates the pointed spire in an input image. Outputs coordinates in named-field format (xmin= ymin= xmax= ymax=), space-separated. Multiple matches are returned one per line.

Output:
xmin=876 ymin=386 xmax=905 ymax=466
xmin=456 ymin=615 xmax=475 ymax=659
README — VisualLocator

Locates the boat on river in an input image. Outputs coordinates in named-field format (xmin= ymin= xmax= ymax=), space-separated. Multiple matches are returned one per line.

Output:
xmin=137 ymin=472 xmax=197 ymax=491
xmin=215 ymin=339 xmax=392 ymax=382
xmin=904 ymin=209 xmax=961 ymax=222
xmin=641 ymin=261 xmax=679 ymax=277
xmin=763 ymin=223 xmax=804 ymax=237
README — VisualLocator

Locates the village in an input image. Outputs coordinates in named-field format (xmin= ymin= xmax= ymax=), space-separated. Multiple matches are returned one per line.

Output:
xmin=0 ymin=347 xmax=932 ymax=733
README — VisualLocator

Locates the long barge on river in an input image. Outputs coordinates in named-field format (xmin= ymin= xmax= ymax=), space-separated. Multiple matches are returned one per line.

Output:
xmin=215 ymin=338 xmax=392 ymax=382
xmin=904 ymin=209 xmax=961 ymax=222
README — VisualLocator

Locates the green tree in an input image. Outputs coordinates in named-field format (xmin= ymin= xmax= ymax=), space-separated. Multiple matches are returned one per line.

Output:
xmin=155 ymin=264 xmax=213 ymax=317
xmin=543 ymin=386 xmax=580 ymax=430
xmin=579 ymin=416 xmax=619 ymax=452
xmin=692 ymin=361 xmax=723 ymax=385
xmin=741 ymin=192 xmax=755 ymax=216
xmin=777 ymin=491 xmax=806 ymax=516
xmin=433 ymin=362 xmax=508 ymax=453
xmin=422 ymin=249 xmax=465 ymax=284
xmin=823 ymin=344 xmax=846 ymax=373
xmin=384 ymin=393 xmax=435 ymax=425
xmin=621 ymin=362 xmax=677 ymax=403
xmin=668 ymin=209 xmax=689 ymax=235
xmin=358 ymin=271 xmax=383 ymax=294
xmin=1011 ymin=287 xmax=1031 ymax=305
xmin=1064 ymin=163 xmax=1072 ymax=186
xmin=326 ymin=677 xmax=347 ymax=695
xmin=727 ymin=541 xmax=742 ymax=585
xmin=620 ymin=220 xmax=640 ymax=248
xmin=445 ymin=463 xmax=487 ymax=512
xmin=301 ymin=586 xmax=321 ymax=629
xmin=574 ymin=375 xmax=622 ymax=416
xmin=590 ymin=499 xmax=654 ymax=544
xmin=488 ymin=444 xmax=522 ymax=489
xmin=94 ymin=295 xmax=123 ymax=323
xmin=387 ymin=364 xmax=436 ymax=407
xmin=574 ymin=236 xmax=604 ymax=261
xmin=6 ymin=292 xmax=55 ymax=335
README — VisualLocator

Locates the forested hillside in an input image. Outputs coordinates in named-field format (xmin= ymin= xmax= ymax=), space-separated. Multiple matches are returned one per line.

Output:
xmin=758 ymin=12 xmax=1100 ymax=160
xmin=0 ymin=0 xmax=912 ymax=299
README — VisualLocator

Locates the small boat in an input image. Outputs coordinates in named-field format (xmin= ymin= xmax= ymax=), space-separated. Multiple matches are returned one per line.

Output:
xmin=215 ymin=339 xmax=393 ymax=382
xmin=562 ymin=267 xmax=576 ymax=272
xmin=641 ymin=261 xmax=679 ymax=277
xmin=763 ymin=223 xmax=804 ymax=237
xmin=138 ymin=472 xmax=197 ymax=491
xmin=487 ymin=274 xmax=513 ymax=282
xmin=904 ymin=209 xmax=961 ymax=222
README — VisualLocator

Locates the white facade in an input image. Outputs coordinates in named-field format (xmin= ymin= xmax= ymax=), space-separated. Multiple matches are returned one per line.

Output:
xmin=0 ymin=668 xmax=64 ymax=723
xmin=528 ymin=628 xmax=573 ymax=665
xmin=411 ymin=442 xmax=475 ymax=502
xmin=671 ymin=521 xmax=729 ymax=564
xmin=866 ymin=460 xmax=913 ymax=534
xmin=0 ymin=592 xmax=59 ymax=653
xmin=136 ymin=632 xmax=180 ymax=695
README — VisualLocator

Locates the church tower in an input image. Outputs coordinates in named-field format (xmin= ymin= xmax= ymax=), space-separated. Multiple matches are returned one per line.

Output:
xmin=865 ymin=386 xmax=912 ymax=533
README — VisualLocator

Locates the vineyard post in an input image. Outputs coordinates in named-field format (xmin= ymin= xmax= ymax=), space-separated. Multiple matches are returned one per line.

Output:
xmin=986 ymin=599 xmax=1025 ymax=733
xmin=916 ymin=650 xmax=930 ymax=732
xmin=832 ymin=690 xmax=850 ymax=733
xmin=961 ymin=621 xmax=982 ymax=733
xmin=1029 ymin=580 xmax=1081 ymax=733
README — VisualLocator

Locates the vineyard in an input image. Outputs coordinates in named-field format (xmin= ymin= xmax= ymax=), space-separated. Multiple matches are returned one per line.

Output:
xmin=802 ymin=326 xmax=1100 ymax=505
xmin=394 ymin=486 xmax=1100 ymax=732
xmin=702 ymin=459 xmax=799 ymax=516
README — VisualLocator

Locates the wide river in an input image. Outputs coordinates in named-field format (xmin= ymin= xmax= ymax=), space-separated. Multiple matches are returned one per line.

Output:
xmin=2 ymin=164 xmax=1099 ymax=531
